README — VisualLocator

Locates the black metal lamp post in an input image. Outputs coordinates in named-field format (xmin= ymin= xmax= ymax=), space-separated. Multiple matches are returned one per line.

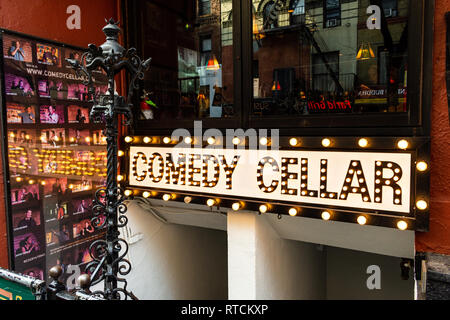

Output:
xmin=66 ymin=18 xmax=151 ymax=300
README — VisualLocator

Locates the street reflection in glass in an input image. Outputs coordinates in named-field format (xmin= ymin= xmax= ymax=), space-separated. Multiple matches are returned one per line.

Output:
xmin=141 ymin=0 xmax=234 ymax=121
xmin=251 ymin=0 xmax=409 ymax=117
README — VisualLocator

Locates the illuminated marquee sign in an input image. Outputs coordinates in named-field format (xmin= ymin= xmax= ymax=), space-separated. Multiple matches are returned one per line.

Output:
xmin=128 ymin=147 xmax=412 ymax=214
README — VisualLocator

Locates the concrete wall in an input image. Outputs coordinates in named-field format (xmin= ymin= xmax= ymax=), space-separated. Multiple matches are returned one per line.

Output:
xmin=120 ymin=203 xmax=413 ymax=300
xmin=255 ymin=214 xmax=326 ymax=299
xmin=227 ymin=212 xmax=257 ymax=299
xmin=228 ymin=212 xmax=326 ymax=300
xmin=326 ymin=246 xmax=415 ymax=300
xmin=266 ymin=214 xmax=415 ymax=259
xmin=123 ymin=201 xmax=228 ymax=300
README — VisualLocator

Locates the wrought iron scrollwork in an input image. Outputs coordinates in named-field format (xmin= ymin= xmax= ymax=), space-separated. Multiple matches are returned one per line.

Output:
xmin=65 ymin=18 xmax=151 ymax=300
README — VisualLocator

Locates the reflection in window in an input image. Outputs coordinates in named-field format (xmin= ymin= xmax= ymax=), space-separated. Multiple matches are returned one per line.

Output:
xmin=252 ymin=0 xmax=409 ymax=117
xmin=324 ymin=0 xmax=341 ymax=28
xmin=290 ymin=0 xmax=305 ymax=25
xmin=263 ymin=1 xmax=279 ymax=30
xmin=200 ymin=35 xmax=212 ymax=66
xmin=140 ymin=0 xmax=234 ymax=121
xmin=199 ymin=0 xmax=211 ymax=16
xmin=382 ymin=0 xmax=398 ymax=18
xmin=313 ymin=52 xmax=339 ymax=93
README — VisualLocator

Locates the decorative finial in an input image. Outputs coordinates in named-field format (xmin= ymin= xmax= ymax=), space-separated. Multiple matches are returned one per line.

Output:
xmin=49 ymin=265 xmax=62 ymax=280
xmin=100 ymin=17 xmax=125 ymax=56
xmin=102 ymin=18 xmax=121 ymax=41
xmin=78 ymin=274 xmax=92 ymax=291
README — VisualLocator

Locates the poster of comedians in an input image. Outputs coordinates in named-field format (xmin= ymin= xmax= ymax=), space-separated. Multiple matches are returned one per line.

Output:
xmin=0 ymin=31 xmax=108 ymax=289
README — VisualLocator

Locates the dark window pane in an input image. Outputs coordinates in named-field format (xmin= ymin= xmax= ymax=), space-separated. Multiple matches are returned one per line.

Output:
xmin=382 ymin=0 xmax=398 ymax=17
xmin=324 ymin=0 xmax=341 ymax=28
xmin=326 ymin=0 xmax=340 ymax=9
xmin=141 ymin=1 xmax=234 ymax=121
xmin=199 ymin=0 xmax=211 ymax=16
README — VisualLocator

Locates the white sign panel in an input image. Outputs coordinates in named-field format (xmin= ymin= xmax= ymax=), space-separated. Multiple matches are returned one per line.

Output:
xmin=128 ymin=147 xmax=412 ymax=214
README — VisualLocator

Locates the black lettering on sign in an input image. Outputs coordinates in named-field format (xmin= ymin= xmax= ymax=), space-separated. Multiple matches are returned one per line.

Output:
xmin=319 ymin=159 xmax=338 ymax=200
xmin=281 ymin=158 xmax=297 ymax=196
xmin=339 ymin=160 xmax=371 ymax=202
xmin=257 ymin=156 xmax=280 ymax=193
xmin=132 ymin=152 xmax=147 ymax=182
xmin=219 ymin=155 xmax=240 ymax=190
xmin=188 ymin=154 xmax=201 ymax=187
xmin=202 ymin=155 xmax=220 ymax=188
xmin=165 ymin=153 xmax=186 ymax=185
xmin=374 ymin=161 xmax=403 ymax=205
xmin=148 ymin=153 xmax=164 ymax=183
xmin=300 ymin=158 xmax=318 ymax=198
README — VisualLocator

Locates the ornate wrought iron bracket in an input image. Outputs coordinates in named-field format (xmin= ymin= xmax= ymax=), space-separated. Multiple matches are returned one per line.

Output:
xmin=65 ymin=18 xmax=151 ymax=300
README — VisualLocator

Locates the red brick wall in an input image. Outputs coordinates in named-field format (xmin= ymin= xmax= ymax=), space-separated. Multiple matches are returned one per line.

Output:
xmin=0 ymin=0 xmax=119 ymax=268
xmin=0 ymin=0 xmax=119 ymax=47
xmin=416 ymin=0 xmax=450 ymax=256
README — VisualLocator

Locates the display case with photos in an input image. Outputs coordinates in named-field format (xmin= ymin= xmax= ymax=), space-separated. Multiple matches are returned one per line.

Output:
xmin=0 ymin=30 xmax=109 ymax=285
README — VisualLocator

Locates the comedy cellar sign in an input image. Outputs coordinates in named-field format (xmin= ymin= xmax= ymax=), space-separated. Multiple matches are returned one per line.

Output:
xmin=124 ymin=138 xmax=430 ymax=231
xmin=129 ymin=147 xmax=411 ymax=212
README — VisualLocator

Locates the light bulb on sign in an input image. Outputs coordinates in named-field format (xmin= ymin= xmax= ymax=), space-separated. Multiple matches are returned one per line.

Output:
xmin=143 ymin=137 xmax=152 ymax=144
xmin=397 ymin=220 xmax=408 ymax=230
xmin=260 ymin=137 xmax=268 ymax=146
xmin=357 ymin=216 xmax=367 ymax=225
xmin=124 ymin=190 xmax=133 ymax=197
xmin=358 ymin=138 xmax=369 ymax=148
xmin=289 ymin=138 xmax=299 ymax=146
xmin=142 ymin=191 xmax=151 ymax=198
xmin=322 ymin=138 xmax=331 ymax=147
xmin=321 ymin=211 xmax=331 ymax=221
xmin=397 ymin=139 xmax=409 ymax=150
xmin=207 ymin=137 xmax=216 ymax=145
xmin=416 ymin=161 xmax=428 ymax=172
xmin=416 ymin=200 xmax=428 ymax=211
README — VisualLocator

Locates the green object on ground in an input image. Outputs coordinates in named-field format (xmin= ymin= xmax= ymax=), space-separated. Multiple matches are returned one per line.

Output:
xmin=0 ymin=277 xmax=36 ymax=300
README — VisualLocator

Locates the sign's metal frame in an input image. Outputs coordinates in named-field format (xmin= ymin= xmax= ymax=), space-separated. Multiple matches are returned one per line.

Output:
xmin=121 ymin=135 xmax=430 ymax=232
